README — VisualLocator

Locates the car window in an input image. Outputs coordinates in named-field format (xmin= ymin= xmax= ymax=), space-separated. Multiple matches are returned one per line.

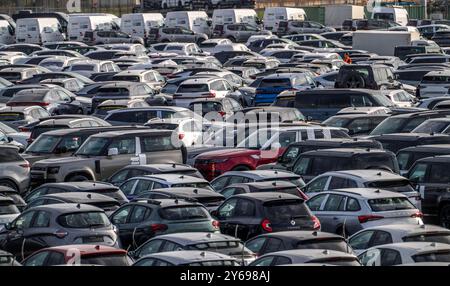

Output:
xmin=111 ymin=206 xmax=133 ymax=224
xmin=245 ymin=237 xmax=267 ymax=254
xmin=46 ymin=251 xmax=66 ymax=265
xmin=273 ymin=256 xmax=291 ymax=266
xmin=14 ymin=211 xmax=35 ymax=229
xmin=328 ymin=177 xmax=358 ymax=189
xmin=292 ymin=157 xmax=311 ymax=175
xmin=408 ymin=163 xmax=428 ymax=183
xmin=305 ymin=176 xmax=329 ymax=193
xmin=217 ymin=198 xmax=238 ymax=218
xmin=133 ymin=180 xmax=154 ymax=196
xmin=306 ymin=194 xmax=327 ymax=211
xmin=32 ymin=211 xmax=51 ymax=227
xmin=233 ymin=199 xmax=256 ymax=217
xmin=108 ymin=138 xmax=136 ymax=155
xmin=129 ymin=206 xmax=151 ymax=223
xmin=137 ymin=239 xmax=164 ymax=257
xmin=24 ymin=251 xmax=51 ymax=266
xmin=110 ymin=170 xmax=129 ymax=184
xmin=371 ymin=231 xmax=393 ymax=247
xmin=323 ymin=194 xmax=346 ymax=211
xmin=160 ymin=241 xmax=183 ymax=252
xmin=428 ymin=163 xmax=450 ymax=184
xmin=346 ymin=197 xmax=361 ymax=211
xmin=380 ymin=248 xmax=402 ymax=266
xmin=252 ymin=256 xmax=275 ymax=266
xmin=350 ymin=230 xmax=375 ymax=250
xmin=212 ymin=177 xmax=229 ymax=191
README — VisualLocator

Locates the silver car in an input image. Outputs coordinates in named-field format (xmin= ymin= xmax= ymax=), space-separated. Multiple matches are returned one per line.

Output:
xmin=0 ymin=145 xmax=30 ymax=193
xmin=213 ymin=23 xmax=264 ymax=43
xmin=306 ymin=188 xmax=423 ymax=236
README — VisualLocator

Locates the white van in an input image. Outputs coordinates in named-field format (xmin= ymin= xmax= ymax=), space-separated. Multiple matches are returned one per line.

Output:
xmin=16 ymin=18 xmax=64 ymax=44
xmin=372 ymin=7 xmax=409 ymax=26
xmin=263 ymin=7 xmax=306 ymax=31
xmin=212 ymin=9 xmax=258 ymax=28
xmin=68 ymin=15 xmax=116 ymax=41
xmin=165 ymin=11 xmax=211 ymax=35
xmin=121 ymin=13 xmax=164 ymax=40
xmin=0 ymin=20 xmax=15 ymax=45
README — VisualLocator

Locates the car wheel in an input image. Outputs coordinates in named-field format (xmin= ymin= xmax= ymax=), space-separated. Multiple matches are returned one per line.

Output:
xmin=66 ymin=174 xmax=91 ymax=182
xmin=439 ymin=205 xmax=450 ymax=228
xmin=0 ymin=180 xmax=17 ymax=191
xmin=232 ymin=165 xmax=250 ymax=171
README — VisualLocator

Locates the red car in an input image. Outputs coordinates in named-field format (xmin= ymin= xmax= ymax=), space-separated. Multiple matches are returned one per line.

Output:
xmin=21 ymin=244 xmax=132 ymax=266
xmin=194 ymin=126 xmax=348 ymax=180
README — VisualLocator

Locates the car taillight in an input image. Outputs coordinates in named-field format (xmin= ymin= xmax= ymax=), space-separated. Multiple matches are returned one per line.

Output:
xmin=312 ymin=215 xmax=321 ymax=230
xmin=202 ymin=92 xmax=216 ymax=98
xmin=358 ymin=214 xmax=384 ymax=223
xmin=150 ymin=223 xmax=168 ymax=232
xmin=37 ymin=102 xmax=50 ymax=106
xmin=18 ymin=126 xmax=29 ymax=132
xmin=261 ymin=218 xmax=272 ymax=232
xmin=218 ymin=111 xmax=226 ymax=117
xmin=411 ymin=211 xmax=423 ymax=218
xmin=54 ymin=229 xmax=68 ymax=238
xmin=178 ymin=133 xmax=185 ymax=140
xmin=19 ymin=161 xmax=30 ymax=169
xmin=212 ymin=220 xmax=220 ymax=230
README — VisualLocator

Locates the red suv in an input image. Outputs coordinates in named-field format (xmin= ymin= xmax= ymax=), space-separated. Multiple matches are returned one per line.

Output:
xmin=194 ymin=126 xmax=348 ymax=180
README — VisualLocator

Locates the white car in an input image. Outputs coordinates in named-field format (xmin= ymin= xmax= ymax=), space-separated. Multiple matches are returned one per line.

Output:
xmin=418 ymin=70 xmax=450 ymax=98
xmin=359 ymin=242 xmax=450 ymax=266
xmin=382 ymin=89 xmax=417 ymax=107
xmin=146 ymin=117 xmax=204 ymax=146
xmin=349 ymin=224 xmax=450 ymax=255
xmin=163 ymin=43 xmax=204 ymax=56
xmin=212 ymin=43 xmax=250 ymax=54
xmin=38 ymin=56 xmax=85 ymax=72
xmin=245 ymin=34 xmax=277 ymax=46
xmin=173 ymin=77 xmax=234 ymax=108
xmin=64 ymin=60 xmax=121 ymax=77
xmin=112 ymin=70 xmax=165 ymax=90
xmin=199 ymin=38 xmax=232 ymax=54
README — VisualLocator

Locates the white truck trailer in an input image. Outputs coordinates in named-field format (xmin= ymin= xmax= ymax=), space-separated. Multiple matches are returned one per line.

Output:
xmin=324 ymin=5 xmax=365 ymax=30
xmin=352 ymin=30 xmax=421 ymax=56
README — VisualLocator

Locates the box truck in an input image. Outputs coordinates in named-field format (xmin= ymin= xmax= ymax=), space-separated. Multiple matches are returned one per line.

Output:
xmin=325 ymin=5 xmax=365 ymax=30
xmin=352 ymin=30 xmax=421 ymax=56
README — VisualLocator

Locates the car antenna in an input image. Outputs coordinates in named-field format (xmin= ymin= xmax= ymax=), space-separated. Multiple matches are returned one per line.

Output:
xmin=375 ymin=189 xmax=381 ymax=193
xmin=200 ymin=251 xmax=206 ymax=257
xmin=312 ymin=231 xmax=318 ymax=236
xmin=193 ymin=189 xmax=198 ymax=194
xmin=87 ymin=194 xmax=92 ymax=199
xmin=172 ymin=163 xmax=176 ymax=168
xmin=76 ymin=203 xmax=81 ymax=209
xmin=206 ymin=233 xmax=212 ymax=238
xmin=174 ymin=199 xmax=178 ymax=204
xmin=376 ymin=172 xmax=382 ymax=176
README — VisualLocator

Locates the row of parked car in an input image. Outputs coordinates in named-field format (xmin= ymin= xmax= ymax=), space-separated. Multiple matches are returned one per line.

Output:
xmin=1 ymin=9 xmax=450 ymax=266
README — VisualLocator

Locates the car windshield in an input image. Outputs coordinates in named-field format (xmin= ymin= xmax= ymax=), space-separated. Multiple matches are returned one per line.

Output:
xmin=296 ymin=238 xmax=350 ymax=253
xmin=158 ymin=205 xmax=209 ymax=220
xmin=322 ymin=117 xmax=351 ymax=128
xmin=80 ymin=254 xmax=131 ymax=266
xmin=0 ymin=112 xmax=24 ymax=121
xmin=368 ymin=197 xmax=415 ymax=212
xmin=114 ymin=76 xmax=140 ymax=82
xmin=412 ymin=120 xmax=450 ymax=133
xmin=370 ymin=117 xmax=409 ymax=135
xmin=188 ymin=241 xmax=254 ymax=257
xmin=259 ymin=78 xmax=291 ymax=88
xmin=177 ymin=84 xmax=209 ymax=93
xmin=75 ymin=137 xmax=109 ymax=156
xmin=404 ymin=233 xmax=450 ymax=244
xmin=58 ymin=211 xmax=110 ymax=228
xmin=26 ymin=135 xmax=60 ymax=153
xmin=263 ymin=200 xmax=309 ymax=223
xmin=0 ymin=122 xmax=16 ymax=134
xmin=70 ymin=65 xmax=95 ymax=71
xmin=413 ymin=251 xmax=450 ymax=263
xmin=0 ymin=202 xmax=19 ymax=215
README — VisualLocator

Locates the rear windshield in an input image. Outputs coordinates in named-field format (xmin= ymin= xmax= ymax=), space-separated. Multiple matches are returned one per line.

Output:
xmin=259 ymin=78 xmax=291 ymax=88
xmin=403 ymin=233 xmax=450 ymax=244
xmin=114 ymin=76 xmax=140 ymax=82
xmin=189 ymin=102 xmax=223 ymax=113
xmin=146 ymin=123 xmax=178 ymax=130
xmin=368 ymin=197 xmax=415 ymax=212
xmin=422 ymin=76 xmax=450 ymax=84
xmin=158 ymin=206 xmax=209 ymax=221
xmin=0 ymin=73 xmax=21 ymax=80
xmin=71 ymin=65 xmax=95 ymax=71
xmin=366 ymin=179 xmax=415 ymax=193
xmin=413 ymin=251 xmax=450 ymax=263
xmin=355 ymin=154 xmax=398 ymax=172
xmin=0 ymin=112 xmax=24 ymax=121
xmin=80 ymin=254 xmax=131 ymax=266
xmin=309 ymin=258 xmax=361 ymax=266
xmin=58 ymin=211 xmax=110 ymax=228
xmin=296 ymin=238 xmax=350 ymax=253
xmin=177 ymin=84 xmax=209 ymax=93
xmin=98 ymin=88 xmax=130 ymax=96
xmin=95 ymin=105 xmax=124 ymax=115
xmin=263 ymin=199 xmax=309 ymax=223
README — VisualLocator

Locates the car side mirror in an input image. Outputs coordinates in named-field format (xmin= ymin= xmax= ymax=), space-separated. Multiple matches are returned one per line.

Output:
xmin=7 ymin=136 xmax=13 ymax=143
xmin=108 ymin=148 xmax=119 ymax=156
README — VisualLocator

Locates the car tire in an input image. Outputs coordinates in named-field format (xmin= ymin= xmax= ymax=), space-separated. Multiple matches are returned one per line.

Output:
xmin=439 ymin=204 xmax=450 ymax=228
xmin=232 ymin=165 xmax=250 ymax=171
xmin=0 ymin=180 xmax=18 ymax=191
xmin=66 ymin=174 xmax=91 ymax=182
xmin=342 ymin=72 xmax=366 ymax=88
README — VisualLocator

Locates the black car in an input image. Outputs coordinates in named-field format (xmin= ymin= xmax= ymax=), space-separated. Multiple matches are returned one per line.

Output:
xmin=334 ymin=64 xmax=402 ymax=90
xmin=24 ymin=182 xmax=128 ymax=205
xmin=397 ymin=144 xmax=450 ymax=174
xmin=212 ymin=192 xmax=320 ymax=241
xmin=219 ymin=181 xmax=306 ymax=199
xmin=291 ymin=148 xmax=400 ymax=182
xmin=407 ymin=155 xmax=450 ymax=227
xmin=0 ymin=203 xmax=118 ymax=259
xmin=109 ymin=199 xmax=218 ymax=249
xmin=322 ymin=114 xmax=390 ymax=136
xmin=25 ymin=192 xmax=121 ymax=216
xmin=369 ymin=110 xmax=450 ymax=136
xmin=432 ymin=30 xmax=450 ymax=47
xmin=369 ymin=133 xmax=450 ymax=153
xmin=135 ymin=187 xmax=225 ymax=211
xmin=18 ymin=72 xmax=94 ymax=85
xmin=245 ymin=231 xmax=352 ymax=256
xmin=258 ymin=138 xmax=383 ymax=171
xmin=107 ymin=163 xmax=204 ymax=186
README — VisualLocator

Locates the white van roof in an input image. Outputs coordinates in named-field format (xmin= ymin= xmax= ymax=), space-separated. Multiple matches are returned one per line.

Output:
xmin=166 ymin=11 xmax=208 ymax=18
xmin=264 ymin=7 xmax=306 ymax=14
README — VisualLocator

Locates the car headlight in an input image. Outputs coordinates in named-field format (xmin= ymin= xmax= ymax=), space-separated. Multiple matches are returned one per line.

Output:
xmin=47 ymin=167 xmax=60 ymax=174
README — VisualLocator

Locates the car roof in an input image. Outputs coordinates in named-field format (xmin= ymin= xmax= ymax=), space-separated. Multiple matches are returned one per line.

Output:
xmin=40 ymin=182 xmax=118 ymax=191
xmin=300 ymin=148 xmax=390 ymax=158
xmin=230 ymin=180 xmax=298 ymax=190
xmin=138 ymin=250 xmax=235 ymax=264
xmin=0 ymin=195 xmax=14 ymax=203
xmin=132 ymin=198 xmax=202 ymax=208
xmin=322 ymin=169 xmax=405 ymax=181
xmin=41 ymin=244 xmax=127 ymax=255
xmin=179 ymin=77 xmax=218 ymax=85
xmin=325 ymin=188 xmax=406 ymax=199
xmin=416 ymin=154 xmax=450 ymax=163
xmin=373 ymin=133 xmax=450 ymax=141
xmin=399 ymin=144 xmax=450 ymax=153
xmin=106 ymin=106 xmax=187 ymax=113
xmin=148 ymin=232 xmax=240 ymax=246
xmin=37 ymin=118 xmax=94 ymax=126
xmin=122 ymin=163 xmax=196 ymax=172
xmin=28 ymin=203 xmax=103 ymax=213
xmin=91 ymin=129 xmax=171 ymax=138
xmin=140 ymin=174 xmax=207 ymax=184
xmin=221 ymin=170 xmax=300 ymax=179
xmin=358 ymin=224 xmax=450 ymax=238
xmin=261 ymin=249 xmax=356 ymax=263
xmin=36 ymin=126 xmax=147 ymax=136
xmin=147 ymin=187 xmax=222 ymax=198
xmin=234 ymin=192 xmax=300 ymax=202
xmin=39 ymin=192 xmax=118 ymax=204
xmin=255 ymin=230 xmax=344 ymax=241
xmin=372 ymin=242 xmax=450 ymax=255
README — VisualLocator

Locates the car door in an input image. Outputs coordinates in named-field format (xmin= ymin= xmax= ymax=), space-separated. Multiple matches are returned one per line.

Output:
xmin=122 ymin=205 xmax=154 ymax=247
xmin=1 ymin=210 xmax=36 ymax=258
xmin=100 ymin=136 xmax=137 ymax=179
xmin=110 ymin=205 xmax=135 ymax=247
xmin=313 ymin=193 xmax=347 ymax=233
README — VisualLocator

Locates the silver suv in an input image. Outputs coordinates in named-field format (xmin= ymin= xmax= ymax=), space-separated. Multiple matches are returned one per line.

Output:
xmin=0 ymin=145 xmax=30 ymax=193
xmin=30 ymin=129 xmax=185 ymax=186
xmin=83 ymin=30 xmax=144 ymax=45
xmin=148 ymin=27 xmax=208 ymax=44
xmin=213 ymin=23 xmax=264 ymax=43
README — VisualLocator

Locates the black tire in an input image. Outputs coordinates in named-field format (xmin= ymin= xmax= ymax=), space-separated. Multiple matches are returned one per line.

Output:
xmin=232 ymin=165 xmax=250 ymax=171
xmin=66 ymin=174 xmax=90 ymax=182
xmin=439 ymin=204 xmax=450 ymax=228
xmin=0 ymin=180 xmax=17 ymax=191
xmin=342 ymin=72 xmax=366 ymax=88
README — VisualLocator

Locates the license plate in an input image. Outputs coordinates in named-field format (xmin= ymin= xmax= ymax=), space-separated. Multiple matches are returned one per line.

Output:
xmin=83 ymin=236 xmax=104 ymax=243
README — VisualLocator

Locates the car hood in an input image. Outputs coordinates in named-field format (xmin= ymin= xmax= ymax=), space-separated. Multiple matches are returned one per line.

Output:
xmin=196 ymin=148 xmax=260 ymax=159
xmin=33 ymin=156 xmax=92 ymax=166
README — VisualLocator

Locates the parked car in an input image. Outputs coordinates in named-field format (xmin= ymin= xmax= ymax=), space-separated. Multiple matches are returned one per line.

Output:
xmin=83 ymin=30 xmax=144 ymax=45
xmin=396 ymin=144 xmax=450 ymax=175
xmin=0 ymin=145 xmax=30 ymax=193
xmin=133 ymin=250 xmax=239 ymax=266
